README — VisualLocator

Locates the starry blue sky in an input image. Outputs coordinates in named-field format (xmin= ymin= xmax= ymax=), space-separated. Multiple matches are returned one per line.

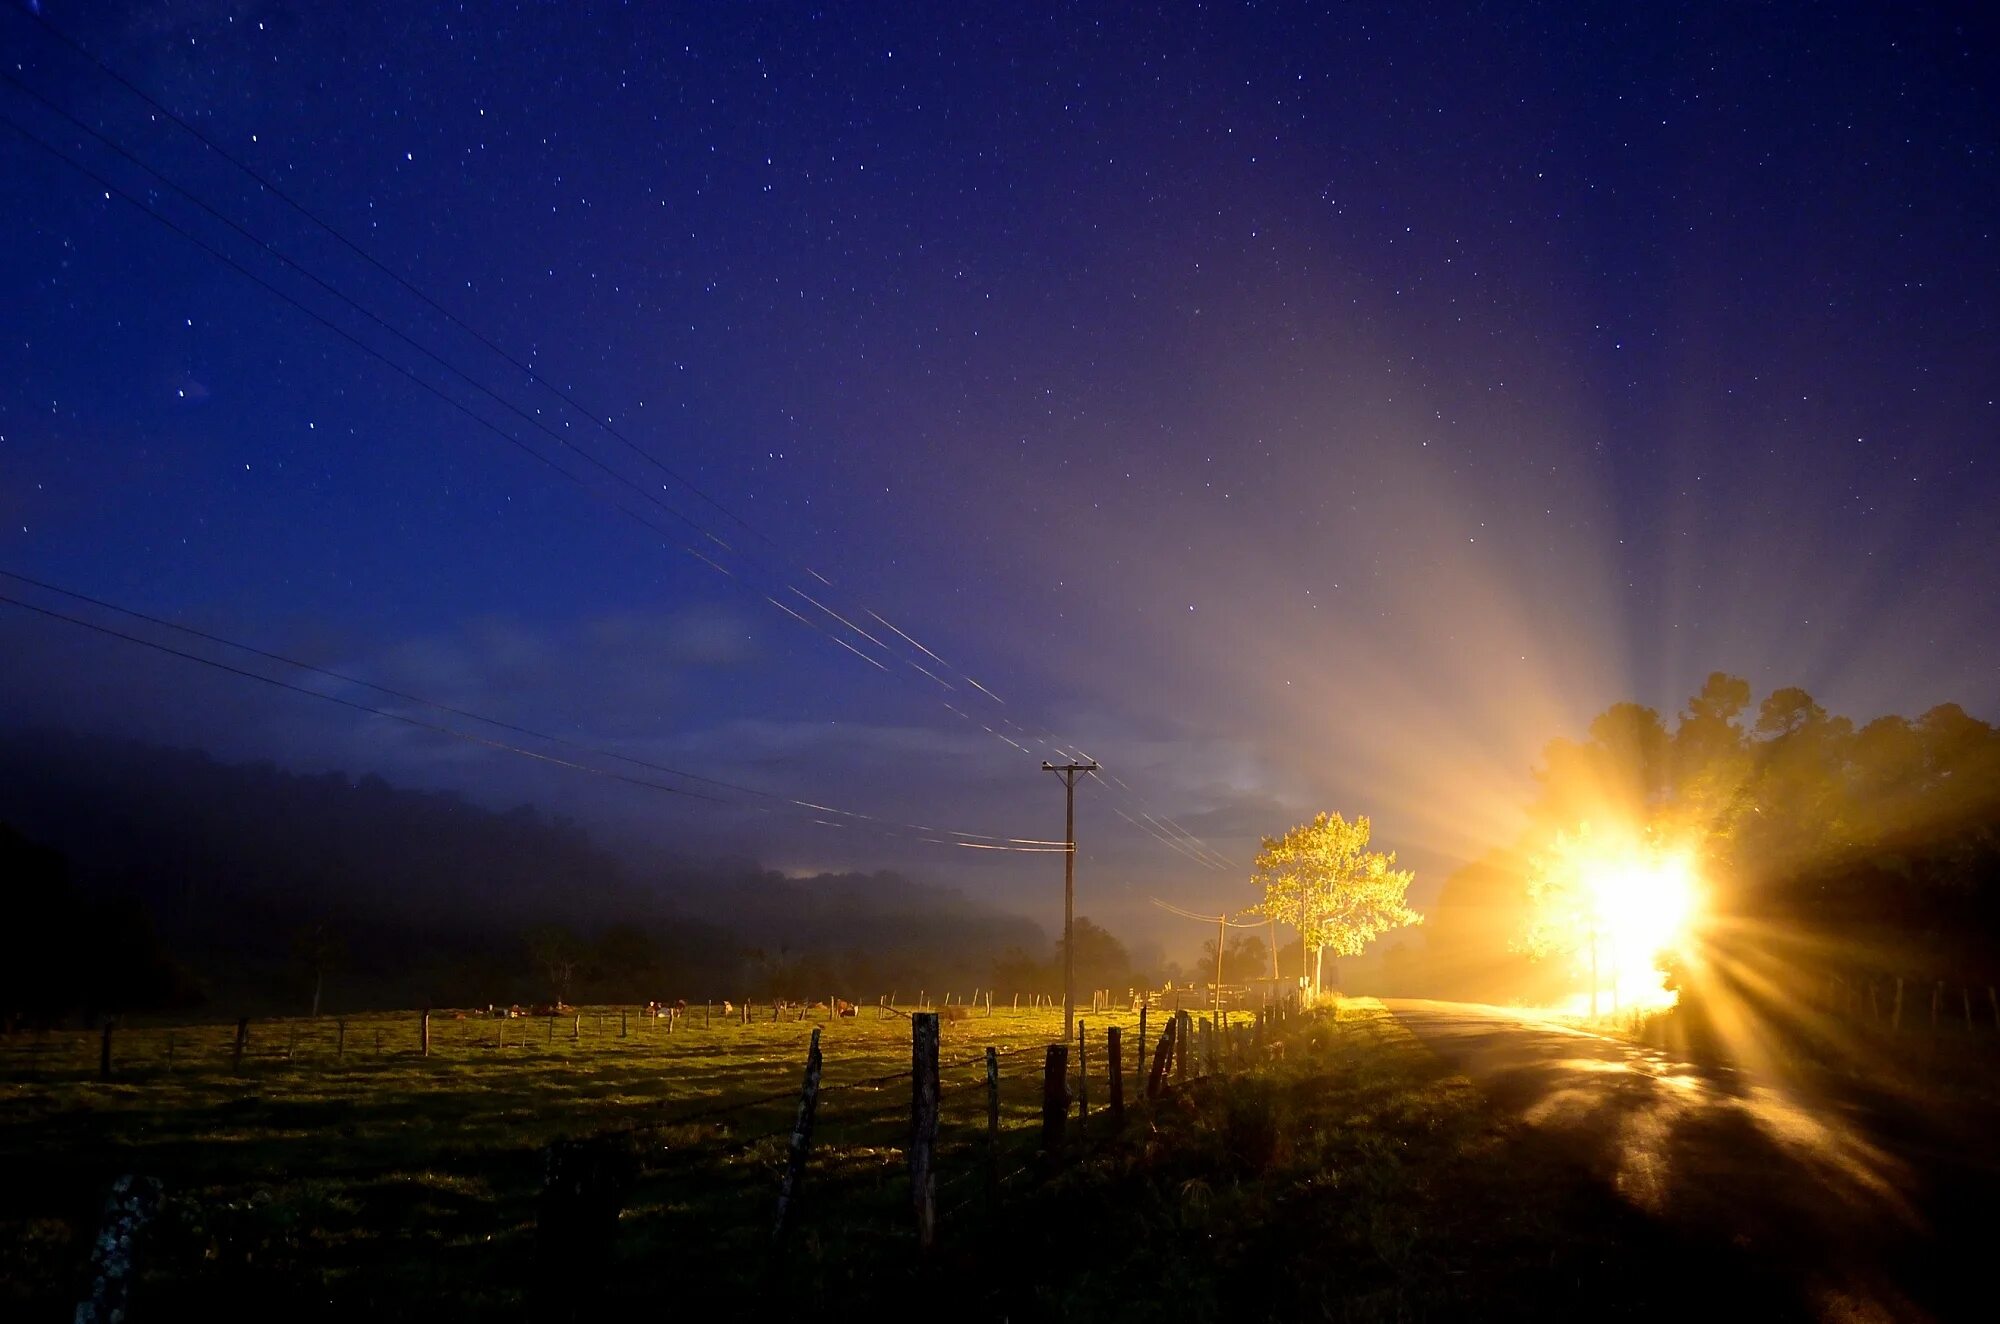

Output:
xmin=3 ymin=1 xmax=1996 ymax=952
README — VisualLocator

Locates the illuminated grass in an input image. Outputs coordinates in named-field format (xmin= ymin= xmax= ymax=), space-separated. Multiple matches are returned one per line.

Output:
xmin=0 ymin=1004 xmax=1144 ymax=1316
xmin=0 ymin=1003 xmax=1781 ymax=1319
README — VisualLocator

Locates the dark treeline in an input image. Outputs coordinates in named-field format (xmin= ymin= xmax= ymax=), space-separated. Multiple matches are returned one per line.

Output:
xmin=0 ymin=730 xmax=1046 ymax=1023
xmin=1421 ymin=675 xmax=2000 ymax=1011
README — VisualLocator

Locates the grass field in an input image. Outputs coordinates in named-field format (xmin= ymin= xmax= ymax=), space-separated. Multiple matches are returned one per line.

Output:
xmin=0 ymin=1001 xmax=1163 ymax=1318
xmin=2 ymin=1001 xmax=1774 ymax=1321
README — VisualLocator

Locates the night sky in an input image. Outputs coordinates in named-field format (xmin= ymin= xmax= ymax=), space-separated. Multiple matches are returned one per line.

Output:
xmin=4 ymin=2 xmax=1996 ymax=953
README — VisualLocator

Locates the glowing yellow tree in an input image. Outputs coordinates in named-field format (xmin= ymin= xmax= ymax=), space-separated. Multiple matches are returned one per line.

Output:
xmin=1251 ymin=811 xmax=1422 ymax=1003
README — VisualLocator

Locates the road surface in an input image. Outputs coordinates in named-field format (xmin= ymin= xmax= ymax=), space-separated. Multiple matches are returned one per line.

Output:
xmin=1384 ymin=999 xmax=1985 ymax=1323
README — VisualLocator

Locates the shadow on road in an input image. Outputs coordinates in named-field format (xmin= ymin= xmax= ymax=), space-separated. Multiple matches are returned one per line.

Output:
xmin=1386 ymin=999 xmax=1983 ymax=1322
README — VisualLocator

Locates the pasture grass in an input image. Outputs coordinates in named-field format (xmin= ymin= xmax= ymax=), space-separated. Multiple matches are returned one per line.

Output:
xmin=3 ymin=1001 xmax=1765 ymax=1320
xmin=0 ymin=1001 xmax=1144 ymax=1318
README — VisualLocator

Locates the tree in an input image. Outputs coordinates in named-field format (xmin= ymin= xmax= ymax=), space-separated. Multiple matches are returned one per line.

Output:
xmin=0 ymin=825 xmax=197 ymax=1025
xmin=592 ymin=923 xmax=662 ymax=1000
xmin=1517 ymin=826 xmax=1605 ymax=1012
xmin=524 ymin=924 xmax=586 ymax=1004
xmin=1054 ymin=917 xmax=1133 ymax=996
xmin=989 ymin=944 xmax=1051 ymax=999
xmin=1197 ymin=933 xmax=1269 ymax=985
xmin=290 ymin=919 xmax=346 ymax=1018
xmin=1250 ymin=811 xmax=1422 ymax=1003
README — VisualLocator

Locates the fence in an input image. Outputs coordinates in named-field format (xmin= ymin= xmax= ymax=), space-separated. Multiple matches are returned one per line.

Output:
xmin=1625 ymin=965 xmax=2000 ymax=1085
xmin=39 ymin=999 xmax=1308 ymax=1316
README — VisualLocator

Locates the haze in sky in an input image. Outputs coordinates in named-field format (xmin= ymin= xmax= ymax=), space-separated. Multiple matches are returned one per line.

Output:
xmin=4 ymin=1 xmax=1995 ymax=954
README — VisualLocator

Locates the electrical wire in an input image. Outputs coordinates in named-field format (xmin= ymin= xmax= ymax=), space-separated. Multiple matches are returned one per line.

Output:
xmin=3 ymin=19 xmax=1239 ymax=872
xmin=0 ymin=580 xmax=1071 ymax=854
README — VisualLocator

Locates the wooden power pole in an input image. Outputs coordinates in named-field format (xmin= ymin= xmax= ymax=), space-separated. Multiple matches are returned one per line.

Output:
xmin=1043 ymin=760 xmax=1099 ymax=1041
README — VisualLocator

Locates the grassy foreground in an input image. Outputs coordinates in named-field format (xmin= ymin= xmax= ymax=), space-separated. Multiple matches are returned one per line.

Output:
xmin=4 ymin=1001 xmax=1757 ymax=1320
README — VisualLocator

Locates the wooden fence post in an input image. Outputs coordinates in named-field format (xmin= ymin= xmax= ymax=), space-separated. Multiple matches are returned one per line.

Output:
xmin=1042 ymin=1043 xmax=1069 ymax=1154
xmin=1146 ymin=1016 xmax=1176 ymax=1099
xmin=233 ymin=1017 xmax=249 ymax=1071
xmin=773 ymin=1026 xmax=824 ymax=1245
xmin=99 ymin=1020 xmax=113 ymax=1082
xmin=546 ymin=1015 xmax=555 ymax=1044
xmin=1107 ymin=1026 xmax=1124 ymax=1124
xmin=985 ymin=1046 xmax=1000 ymax=1208
xmin=910 ymin=1012 xmax=940 ymax=1250
xmin=421 ymin=1009 xmax=432 ymax=1058
xmin=1076 ymin=1020 xmax=1089 ymax=1125
xmin=73 ymin=1174 xmax=162 ymax=1324
xmin=1176 ymin=1011 xmax=1190 ymax=1087
xmin=1137 ymin=1004 xmax=1148 ymax=1072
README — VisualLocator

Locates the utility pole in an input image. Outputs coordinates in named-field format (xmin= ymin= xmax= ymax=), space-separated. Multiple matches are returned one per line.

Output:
xmin=1043 ymin=760 xmax=1098 ymax=1041
xmin=1215 ymin=912 xmax=1226 ymax=1010
xmin=1148 ymin=897 xmax=1263 ymax=1014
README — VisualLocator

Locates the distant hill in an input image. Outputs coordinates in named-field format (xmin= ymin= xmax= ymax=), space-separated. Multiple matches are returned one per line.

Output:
xmin=0 ymin=729 xmax=1044 ymax=1017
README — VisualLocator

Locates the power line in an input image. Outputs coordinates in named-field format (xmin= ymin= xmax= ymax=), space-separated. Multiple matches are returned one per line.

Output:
xmin=1147 ymin=896 xmax=1268 ymax=1007
xmin=0 ymin=88 xmax=966 ymax=722
xmin=0 ymin=590 xmax=720 ymax=802
xmin=0 ymin=106 xmax=886 ymax=682
xmin=3 ymin=23 xmax=1238 ymax=873
xmin=12 ymin=4 xmax=760 ymax=548
xmin=1147 ymin=897 xmax=1264 ymax=927
xmin=0 ymin=578 xmax=1071 ymax=855
xmin=0 ymin=67 xmax=737 ymax=561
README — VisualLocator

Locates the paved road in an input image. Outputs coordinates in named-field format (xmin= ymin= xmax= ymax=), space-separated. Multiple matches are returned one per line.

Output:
xmin=1384 ymin=999 xmax=1975 ymax=1323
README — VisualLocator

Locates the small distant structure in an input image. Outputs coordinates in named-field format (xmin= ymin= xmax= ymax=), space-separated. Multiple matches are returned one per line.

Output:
xmin=1139 ymin=980 xmax=1277 ymax=1011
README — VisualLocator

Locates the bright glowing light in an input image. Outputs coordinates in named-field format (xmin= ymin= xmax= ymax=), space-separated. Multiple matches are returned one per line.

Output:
xmin=1583 ymin=847 xmax=1698 ymax=1013
xmin=1527 ymin=830 xmax=1703 ymax=1016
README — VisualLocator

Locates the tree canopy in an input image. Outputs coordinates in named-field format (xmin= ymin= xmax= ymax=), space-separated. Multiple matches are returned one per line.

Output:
xmin=1250 ymin=811 xmax=1421 ymax=1000
xmin=1502 ymin=673 xmax=2000 ymax=1007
